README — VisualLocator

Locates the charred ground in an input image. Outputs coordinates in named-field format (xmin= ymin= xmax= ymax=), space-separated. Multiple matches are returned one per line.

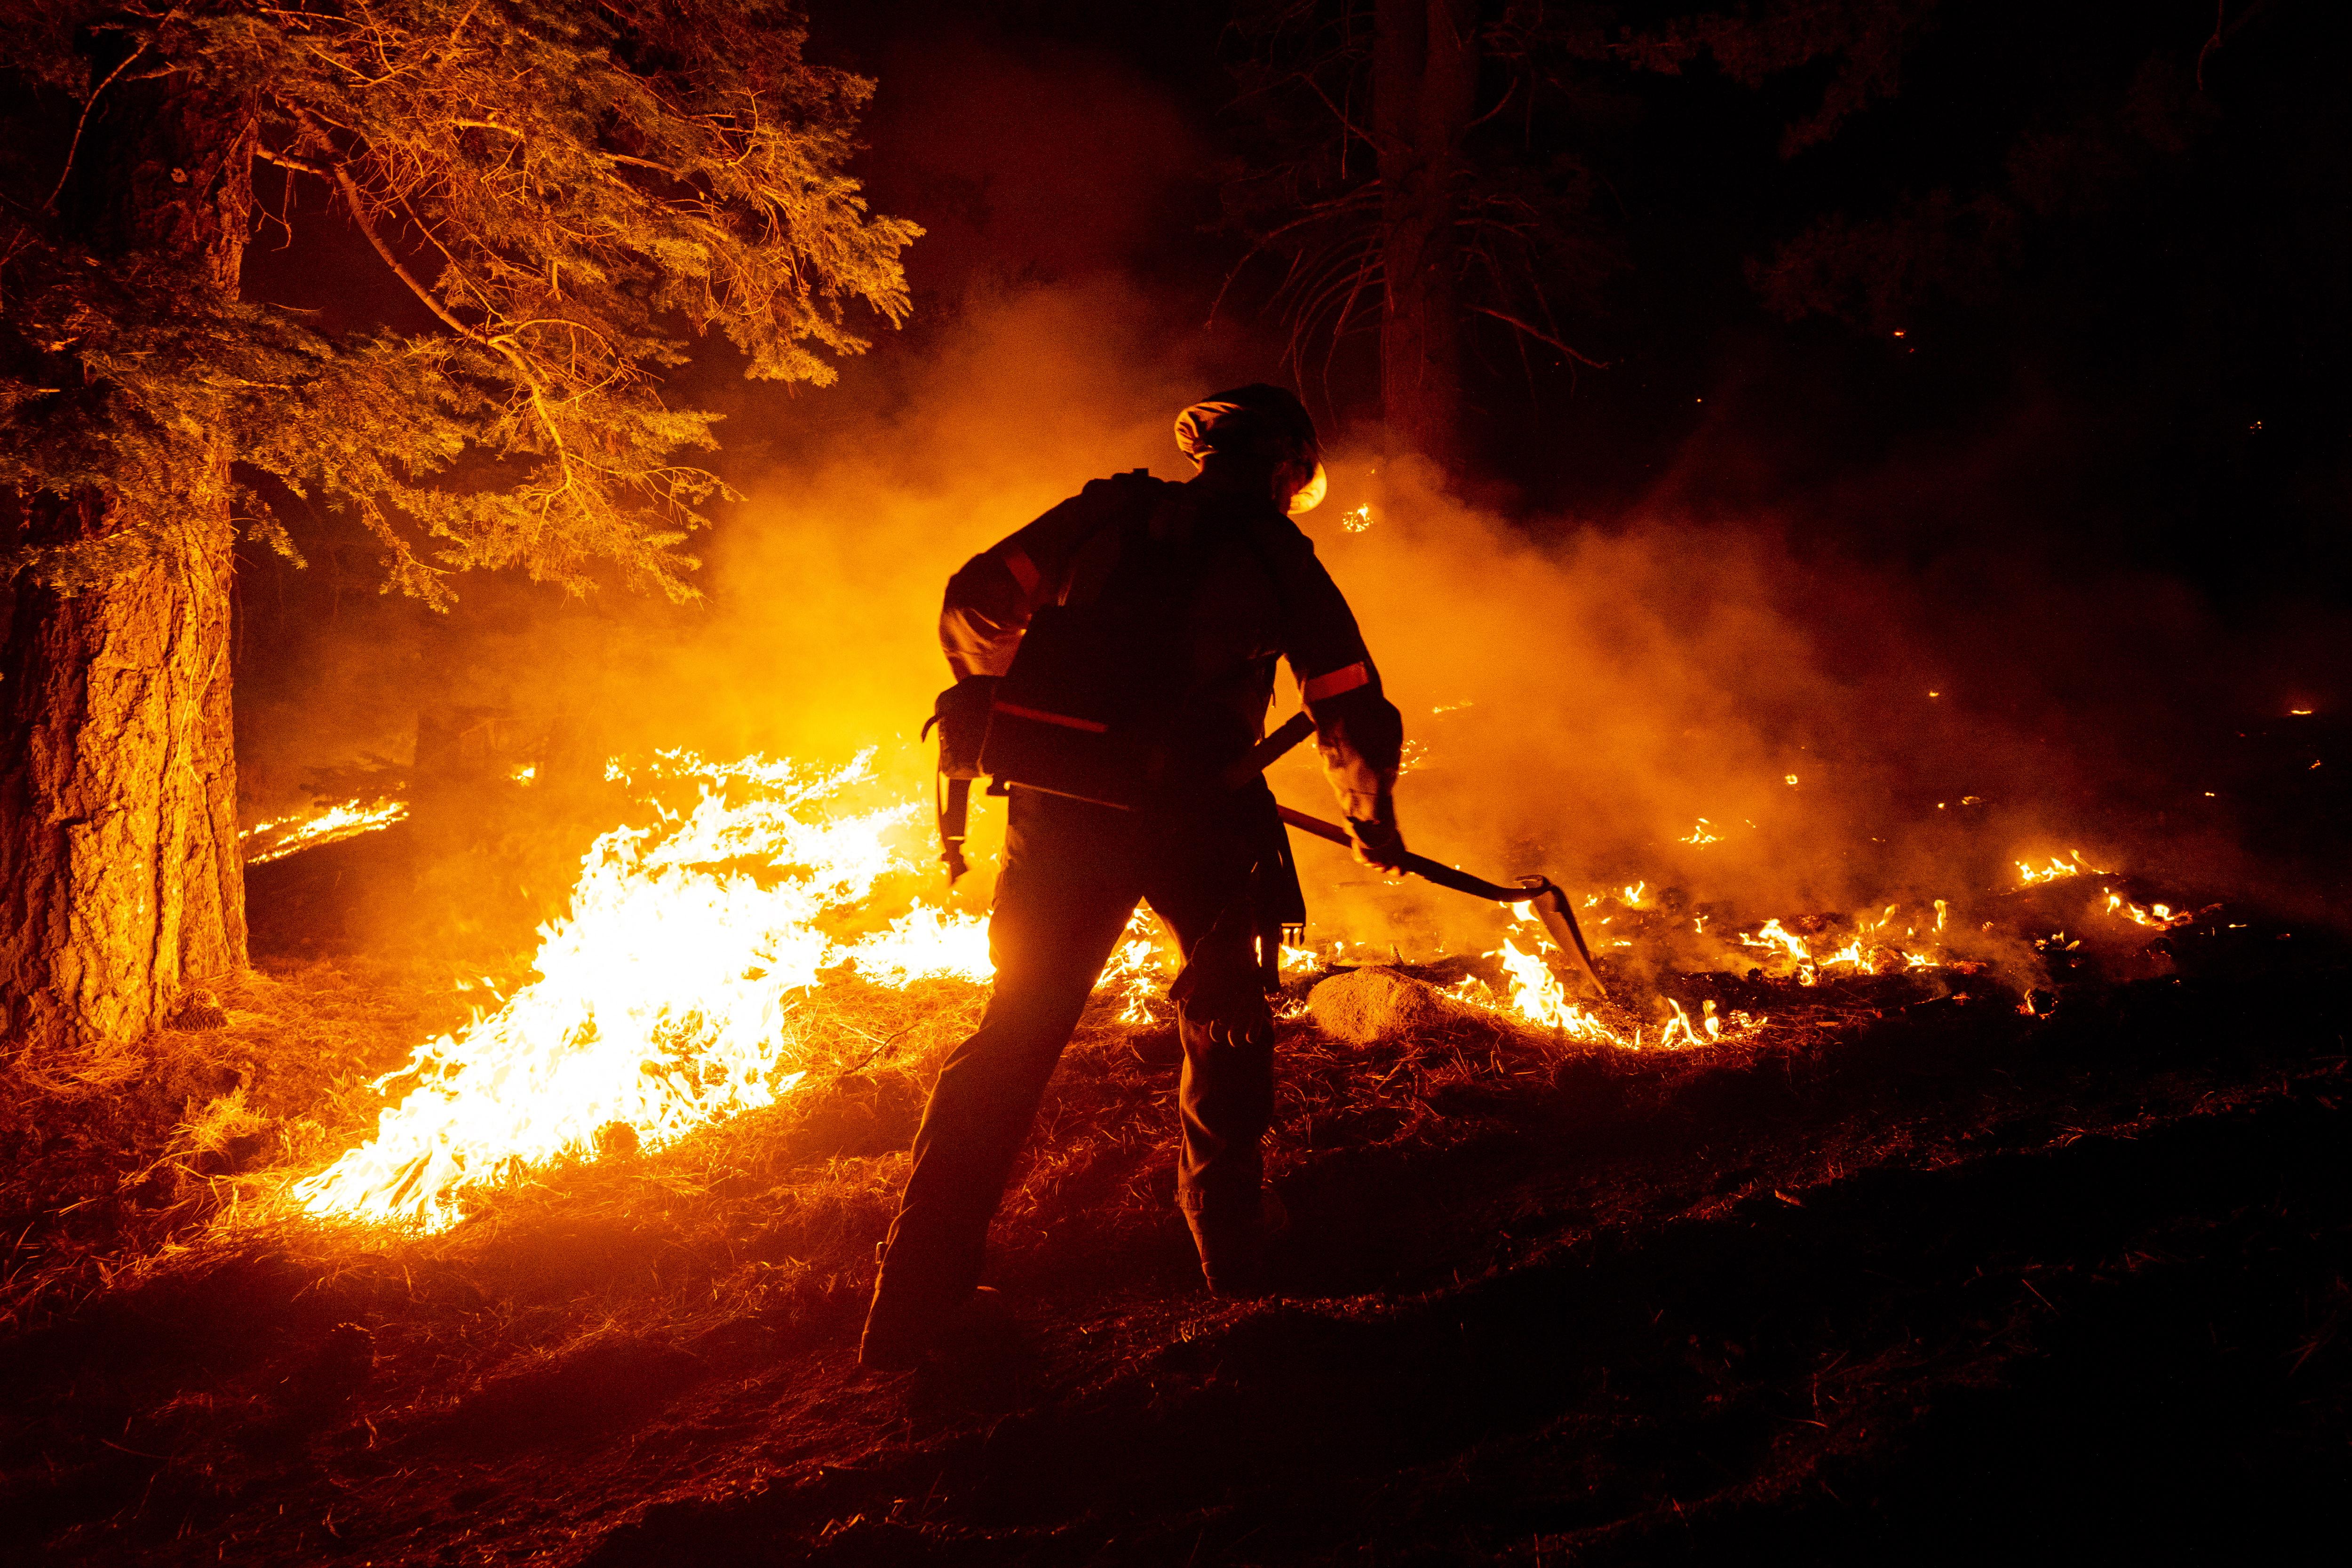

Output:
xmin=0 ymin=727 xmax=2344 ymax=1565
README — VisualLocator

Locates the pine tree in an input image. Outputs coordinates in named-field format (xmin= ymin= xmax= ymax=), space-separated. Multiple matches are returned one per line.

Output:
xmin=0 ymin=0 xmax=917 ymax=1049
xmin=1223 ymin=0 xmax=1936 ymax=471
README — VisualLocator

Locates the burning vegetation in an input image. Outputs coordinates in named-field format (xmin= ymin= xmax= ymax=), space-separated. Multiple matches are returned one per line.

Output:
xmin=196 ymin=717 xmax=2265 ymax=1241
xmin=0 ymin=711 xmax=2341 ymax=1563
xmin=3 ymin=0 xmax=2350 ymax=1561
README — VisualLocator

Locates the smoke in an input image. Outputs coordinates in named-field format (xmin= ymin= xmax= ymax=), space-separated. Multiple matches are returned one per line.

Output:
xmin=241 ymin=265 xmax=2290 ymax=979
xmin=232 ymin=18 xmax=2330 ymax=977
xmin=482 ymin=279 xmax=2242 ymax=979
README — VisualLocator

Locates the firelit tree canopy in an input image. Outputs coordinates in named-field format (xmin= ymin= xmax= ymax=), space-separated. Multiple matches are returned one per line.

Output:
xmin=0 ymin=0 xmax=916 ymax=1049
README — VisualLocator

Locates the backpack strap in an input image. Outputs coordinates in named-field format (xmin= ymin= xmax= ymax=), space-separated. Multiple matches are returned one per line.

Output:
xmin=1062 ymin=470 xmax=1167 ymax=607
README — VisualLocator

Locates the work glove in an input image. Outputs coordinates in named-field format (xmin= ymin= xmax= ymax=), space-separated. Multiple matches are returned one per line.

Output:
xmin=922 ymin=675 xmax=999 ymax=780
xmin=1170 ymin=909 xmax=1276 ymax=1050
xmin=1341 ymin=788 xmax=1407 ymax=872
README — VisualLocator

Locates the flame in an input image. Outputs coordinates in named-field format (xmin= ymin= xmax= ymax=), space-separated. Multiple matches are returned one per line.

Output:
xmin=2103 ymin=888 xmax=2192 ymax=930
xmin=1492 ymin=936 xmax=1619 ymax=1043
xmin=293 ymin=752 xmax=991 ymax=1230
xmin=1656 ymin=998 xmax=1703 ymax=1049
xmin=1750 ymin=921 xmax=1816 ymax=968
xmin=1339 ymin=504 xmax=1374 ymax=532
xmin=287 ymin=733 xmax=2166 ymax=1230
xmin=2018 ymin=851 xmax=2088 ymax=885
xmin=243 ymin=798 xmax=410 ymax=865
xmin=1730 ymin=906 xmax=1950 ymax=982
xmin=1098 ymin=907 xmax=1172 ymax=1026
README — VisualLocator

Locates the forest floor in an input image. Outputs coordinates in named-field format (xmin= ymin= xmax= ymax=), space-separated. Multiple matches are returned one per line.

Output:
xmin=3 ymin=740 xmax=2349 ymax=1566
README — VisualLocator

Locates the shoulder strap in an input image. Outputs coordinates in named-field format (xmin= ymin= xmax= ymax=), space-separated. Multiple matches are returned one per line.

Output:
xmin=1063 ymin=470 xmax=1167 ymax=606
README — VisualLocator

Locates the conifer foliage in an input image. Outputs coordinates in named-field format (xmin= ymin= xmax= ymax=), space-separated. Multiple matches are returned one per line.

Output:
xmin=3 ymin=0 xmax=917 ymax=601
xmin=0 ymin=1 xmax=915 ymax=1048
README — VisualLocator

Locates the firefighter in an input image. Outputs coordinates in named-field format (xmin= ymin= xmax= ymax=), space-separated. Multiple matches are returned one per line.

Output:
xmin=860 ymin=385 xmax=1404 ymax=1370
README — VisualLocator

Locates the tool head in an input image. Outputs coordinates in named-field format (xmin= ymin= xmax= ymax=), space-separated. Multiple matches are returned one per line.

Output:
xmin=1519 ymin=876 xmax=1609 ymax=1001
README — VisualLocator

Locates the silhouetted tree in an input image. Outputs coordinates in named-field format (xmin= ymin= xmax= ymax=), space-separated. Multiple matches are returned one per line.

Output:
xmin=1224 ymin=0 xmax=1938 ymax=470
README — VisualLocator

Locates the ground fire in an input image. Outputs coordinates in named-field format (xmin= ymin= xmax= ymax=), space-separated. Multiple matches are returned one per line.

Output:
xmin=6 ymin=0 xmax=2349 ymax=1563
xmin=266 ymin=746 xmax=2217 ymax=1233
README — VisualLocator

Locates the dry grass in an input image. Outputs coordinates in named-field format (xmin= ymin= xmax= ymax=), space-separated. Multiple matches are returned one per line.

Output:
xmin=0 ymin=957 xmax=480 ymax=1329
xmin=0 ymin=932 xmax=1934 ymax=1518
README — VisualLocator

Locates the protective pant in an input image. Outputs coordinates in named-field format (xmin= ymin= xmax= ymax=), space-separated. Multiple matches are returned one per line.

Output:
xmin=864 ymin=786 xmax=1275 ymax=1342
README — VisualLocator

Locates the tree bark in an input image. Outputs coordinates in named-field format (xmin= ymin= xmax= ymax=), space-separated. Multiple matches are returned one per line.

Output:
xmin=0 ymin=83 xmax=252 ymax=1050
xmin=1375 ymin=0 xmax=1478 ymax=472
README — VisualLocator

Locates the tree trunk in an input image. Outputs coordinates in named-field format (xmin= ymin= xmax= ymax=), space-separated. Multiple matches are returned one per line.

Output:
xmin=0 ymin=83 xmax=253 ymax=1050
xmin=1375 ymin=0 xmax=1478 ymax=472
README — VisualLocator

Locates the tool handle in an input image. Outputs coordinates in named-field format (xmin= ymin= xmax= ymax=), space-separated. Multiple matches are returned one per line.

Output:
xmin=1219 ymin=709 xmax=1318 ymax=790
xmin=1274 ymin=805 xmax=1524 ymax=902
xmin=1276 ymin=803 xmax=1609 ymax=998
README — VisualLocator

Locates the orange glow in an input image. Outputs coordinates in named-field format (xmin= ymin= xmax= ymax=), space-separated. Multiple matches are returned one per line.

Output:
xmin=2102 ymin=888 xmax=2192 ymax=930
xmin=2017 ymin=850 xmax=2098 ymax=885
xmin=243 ymin=798 xmax=409 ymax=865
xmin=293 ymin=752 xmax=990 ymax=1229
xmin=284 ymin=732 xmax=2193 ymax=1231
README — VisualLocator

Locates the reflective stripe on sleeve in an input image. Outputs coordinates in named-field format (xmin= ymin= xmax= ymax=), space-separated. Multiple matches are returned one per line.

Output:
xmin=1301 ymin=661 xmax=1370 ymax=703
xmin=1003 ymin=549 xmax=1041 ymax=597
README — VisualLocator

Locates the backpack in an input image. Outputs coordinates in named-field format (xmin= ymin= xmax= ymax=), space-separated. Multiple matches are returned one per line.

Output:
xmin=978 ymin=471 xmax=1204 ymax=810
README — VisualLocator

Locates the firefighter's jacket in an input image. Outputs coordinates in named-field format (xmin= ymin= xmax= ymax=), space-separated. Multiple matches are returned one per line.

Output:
xmin=941 ymin=471 xmax=1402 ymax=821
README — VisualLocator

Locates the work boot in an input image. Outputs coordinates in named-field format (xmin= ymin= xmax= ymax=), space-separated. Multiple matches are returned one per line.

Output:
xmin=1185 ymin=1190 xmax=1289 ymax=1298
xmin=859 ymin=1286 xmax=1015 ymax=1373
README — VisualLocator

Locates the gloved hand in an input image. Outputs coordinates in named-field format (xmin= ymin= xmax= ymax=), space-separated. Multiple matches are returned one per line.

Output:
xmin=1169 ymin=910 xmax=1275 ymax=1050
xmin=922 ymin=675 xmax=999 ymax=780
xmin=1341 ymin=788 xmax=1407 ymax=871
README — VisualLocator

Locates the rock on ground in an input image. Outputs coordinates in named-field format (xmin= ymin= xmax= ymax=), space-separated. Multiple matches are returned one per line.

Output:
xmin=1306 ymin=967 xmax=1462 ymax=1045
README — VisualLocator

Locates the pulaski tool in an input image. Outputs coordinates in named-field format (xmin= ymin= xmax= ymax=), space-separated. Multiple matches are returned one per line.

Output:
xmin=1226 ymin=712 xmax=1610 ymax=1000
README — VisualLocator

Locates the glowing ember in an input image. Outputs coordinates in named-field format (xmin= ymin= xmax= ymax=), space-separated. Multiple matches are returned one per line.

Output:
xmin=293 ymin=752 xmax=989 ymax=1229
xmin=243 ymin=798 xmax=410 ymax=865
xmin=1339 ymin=504 xmax=1374 ymax=532
xmin=1681 ymin=819 xmax=1721 ymax=845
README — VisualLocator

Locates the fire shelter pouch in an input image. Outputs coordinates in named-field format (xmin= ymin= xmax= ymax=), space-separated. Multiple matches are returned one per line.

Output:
xmin=979 ymin=598 xmax=1183 ymax=810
